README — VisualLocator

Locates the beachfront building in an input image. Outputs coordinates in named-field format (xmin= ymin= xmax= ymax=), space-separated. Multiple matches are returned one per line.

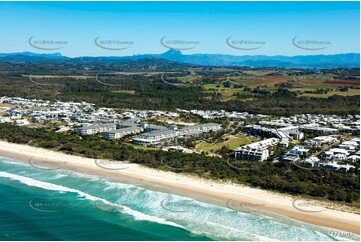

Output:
xmin=234 ymin=138 xmax=279 ymax=161
xmin=132 ymin=123 xmax=222 ymax=146
xmin=105 ymin=126 xmax=144 ymax=139
xmin=282 ymin=146 xmax=309 ymax=163
xmin=318 ymin=162 xmax=355 ymax=172
xmin=77 ymin=123 xmax=116 ymax=135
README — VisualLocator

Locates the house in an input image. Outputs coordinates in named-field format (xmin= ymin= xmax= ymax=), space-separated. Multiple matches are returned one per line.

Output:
xmin=338 ymin=140 xmax=359 ymax=151
xmin=55 ymin=126 xmax=71 ymax=132
xmin=347 ymin=155 xmax=360 ymax=163
xmin=289 ymin=131 xmax=304 ymax=140
xmin=282 ymin=154 xmax=300 ymax=163
xmin=286 ymin=146 xmax=309 ymax=156
xmin=302 ymin=156 xmax=320 ymax=167
xmin=0 ymin=116 xmax=11 ymax=123
xmin=321 ymin=148 xmax=349 ymax=162
xmin=14 ymin=119 xmax=30 ymax=126
xmin=279 ymin=138 xmax=289 ymax=148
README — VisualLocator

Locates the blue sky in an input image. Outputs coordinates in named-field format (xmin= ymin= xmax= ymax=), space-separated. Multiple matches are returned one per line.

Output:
xmin=0 ymin=1 xmax=359 ymax=57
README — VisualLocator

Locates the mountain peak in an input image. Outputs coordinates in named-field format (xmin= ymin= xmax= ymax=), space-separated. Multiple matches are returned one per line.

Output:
xmin=161 ymin=49 xmax=183 ymax=57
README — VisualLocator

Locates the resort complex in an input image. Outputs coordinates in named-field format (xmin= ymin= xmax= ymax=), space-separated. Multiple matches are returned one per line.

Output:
xmin=0 ymin=96 xmax=359 ymax=174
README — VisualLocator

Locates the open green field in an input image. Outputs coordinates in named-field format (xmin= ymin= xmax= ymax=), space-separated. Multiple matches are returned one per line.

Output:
xmin=203 ymin=83 xmax=243 ymax=100
xmin=300 ymin=89 xmax=360 ymax=98
xmin=196 ymin=134 xmax=256 ymax=152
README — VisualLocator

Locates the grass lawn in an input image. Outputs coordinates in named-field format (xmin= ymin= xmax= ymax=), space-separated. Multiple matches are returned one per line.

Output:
xmin=196 ymin=135 xmax=256 ymax=152
xmin=127 ymin=143 xmax=158 ymax=150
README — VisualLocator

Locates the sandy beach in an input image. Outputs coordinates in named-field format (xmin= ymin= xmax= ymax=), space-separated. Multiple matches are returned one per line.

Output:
xmin=0 ymin=140 xmax=359 ymax=234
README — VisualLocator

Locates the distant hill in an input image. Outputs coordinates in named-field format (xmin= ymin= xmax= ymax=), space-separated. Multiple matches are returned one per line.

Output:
xmin=0 ymin=50 xmax=359 ymax=68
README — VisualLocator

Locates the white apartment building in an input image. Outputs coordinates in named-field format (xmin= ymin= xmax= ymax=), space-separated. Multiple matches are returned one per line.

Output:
xmin=105 ymin=126 xmax=144 ymax=140
xmin=234 ymin=138 xmax=279 ymax=161
xmin=77 ymin=123 xmax=116 ymax=135
xmin=132 ymin=123 xmax=222 ymax=146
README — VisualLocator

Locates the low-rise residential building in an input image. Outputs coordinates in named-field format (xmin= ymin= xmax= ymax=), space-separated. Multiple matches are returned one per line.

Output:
xmin=321 ymin=148 xmax=350 ymax=162
xmin=286 ymin=146 xmax=309 ymax=156
xmin=132 ymin=123 xmax=222 ymax=146
xmin=301 ymin=156 xmax=320 ymax=167
xmin=0 ymin=116 xmax=11 ymax=123
xmin=319 ymin=163 xmax=355 ymax=172
xmin=347 ymin=155 xmax=360 ymax=163
xmin=105 ymin=126 xmax=144 ymax=139
xmin=279 ymin=138 xmax=289 ymax=148
xmin=303 ymin=136 xmax=338 ymax=147
xmin=234 ymin=138 xmax=279 ymax=161
xmin=282 ymin=154 xmax=301 ymax=163
xmin=14 ymin=119 xmax=30 ymax=126
xmin=77 ymin=123 xmax=116 ymax=135
xmin=300 ymin=124 xmax=338 ymax=134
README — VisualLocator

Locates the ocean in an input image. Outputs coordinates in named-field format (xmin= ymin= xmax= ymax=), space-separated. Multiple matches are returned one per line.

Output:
xmin=0 ymin=156 xmax=359 ymax=241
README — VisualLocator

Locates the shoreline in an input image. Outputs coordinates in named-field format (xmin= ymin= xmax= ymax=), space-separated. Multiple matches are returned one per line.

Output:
xmin=0 ymin=140 xmax=359 ymax=234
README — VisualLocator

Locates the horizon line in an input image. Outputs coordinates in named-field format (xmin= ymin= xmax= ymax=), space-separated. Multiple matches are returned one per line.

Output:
xmin=1 ymin=51 xmax=360 ymax=59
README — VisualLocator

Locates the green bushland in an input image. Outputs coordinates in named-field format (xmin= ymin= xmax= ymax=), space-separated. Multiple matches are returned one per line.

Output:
xmin=0 ymin=123 xmax=358 ymax=205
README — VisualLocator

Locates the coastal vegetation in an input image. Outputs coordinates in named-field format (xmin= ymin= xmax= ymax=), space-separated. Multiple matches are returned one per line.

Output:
xmin=0 ymin=123 xmax=359 ymax=206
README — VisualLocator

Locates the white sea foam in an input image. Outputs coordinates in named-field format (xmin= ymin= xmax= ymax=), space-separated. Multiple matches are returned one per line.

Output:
xmin=67 ymin=171 xmax=102 ymax=181
xmin=1 ymin=168 xmax=359 ymax=241
xmin=47 ymin=173 xmax=68 ymax=180
xmin=0 ymin=171 xmax=185 ymax=229
xmin=0 ymin=157 xmax=28 ymax=166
